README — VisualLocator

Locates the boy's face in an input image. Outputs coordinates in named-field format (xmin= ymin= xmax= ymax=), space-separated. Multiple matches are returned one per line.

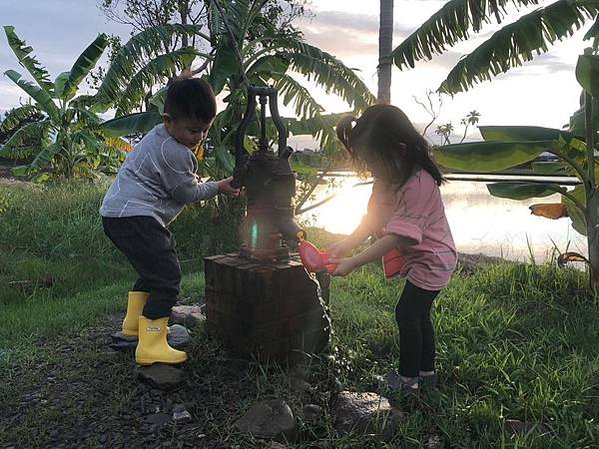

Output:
xmin=163 ymin=114 xmax=213 ymax=150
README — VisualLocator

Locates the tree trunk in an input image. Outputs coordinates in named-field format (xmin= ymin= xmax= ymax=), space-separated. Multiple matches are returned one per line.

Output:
xmin=377 ymin=0 xmax=394 ymax=103
xmin=584 ymin=92 xmax=598 ymax=292
xmin=587 ymin=194 xmax=599 ymax=295
xmin=179 ymin=0 xmax=190 ymax=48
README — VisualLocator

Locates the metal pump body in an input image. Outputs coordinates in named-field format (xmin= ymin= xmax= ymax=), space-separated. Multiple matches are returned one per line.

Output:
xmin=233 ymin=86 xmax=304 ymax=260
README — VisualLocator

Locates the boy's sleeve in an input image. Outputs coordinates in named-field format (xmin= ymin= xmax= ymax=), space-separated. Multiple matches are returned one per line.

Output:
xmin=383 ymin=173 xmax=431 ymax=245
xmin=160 ymin=143 xmax=219 ymax=204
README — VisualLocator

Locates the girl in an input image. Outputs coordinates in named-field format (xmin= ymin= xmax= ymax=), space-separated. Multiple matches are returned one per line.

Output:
xmin=329 ymin=104 xmax=457 ymax=393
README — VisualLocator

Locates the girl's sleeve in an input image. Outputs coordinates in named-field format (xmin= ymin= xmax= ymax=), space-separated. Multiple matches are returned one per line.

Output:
xmin=383 ymin=173 xmax=432 ymax=244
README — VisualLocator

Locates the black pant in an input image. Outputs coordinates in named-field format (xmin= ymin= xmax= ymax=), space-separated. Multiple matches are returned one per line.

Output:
xmin=102 ymin=216 xmax=181 ymax=319
xmin=395 ymin=280 xmax=439 ymax=378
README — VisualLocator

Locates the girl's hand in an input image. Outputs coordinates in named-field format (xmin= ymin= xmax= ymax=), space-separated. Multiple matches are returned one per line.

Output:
xmin=329 ymin=257 xmax=357 ymax=277
xmin=217 ymin=177 xmax=240 ymax=196
xmin=328 ymin=239 xmax=354 ymax=258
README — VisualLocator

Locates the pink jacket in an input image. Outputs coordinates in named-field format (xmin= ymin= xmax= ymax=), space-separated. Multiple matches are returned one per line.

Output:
xmin=364 ymin=170 xmax=457 ymax=291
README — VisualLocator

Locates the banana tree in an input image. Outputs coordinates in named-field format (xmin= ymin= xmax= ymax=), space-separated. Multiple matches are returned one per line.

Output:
xmin=435 ymin=51 xmax=599 ymax=290
xmin=1 ymin=24 xmax=208 ymax=179
xmin=101 ymin=0 xmax=375 ymax=180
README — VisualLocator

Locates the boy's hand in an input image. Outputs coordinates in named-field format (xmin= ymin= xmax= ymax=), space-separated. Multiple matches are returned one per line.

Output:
xmin=329 ymin=257 xmax=356 ymax=277
xmin=328 ymin=239 xmax=354 ymax=258
xmin=217 ymin=177 xmax=240 ymax=197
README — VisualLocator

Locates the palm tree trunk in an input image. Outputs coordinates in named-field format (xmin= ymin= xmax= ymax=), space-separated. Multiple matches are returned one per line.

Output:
xmin=378 ymin=0 xmax=394 ymax=103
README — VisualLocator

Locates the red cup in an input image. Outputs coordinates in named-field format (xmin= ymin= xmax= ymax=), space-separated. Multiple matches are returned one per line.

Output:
xmin=299 ymin=240 xmax=338 ymax=273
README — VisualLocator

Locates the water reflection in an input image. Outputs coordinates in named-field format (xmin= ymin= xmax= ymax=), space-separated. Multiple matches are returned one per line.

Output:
xmin=303 ymin=176 xmax=587 ymax=263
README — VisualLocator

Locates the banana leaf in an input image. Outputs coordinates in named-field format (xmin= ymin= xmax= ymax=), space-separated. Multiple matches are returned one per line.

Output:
xmin=434 ymin=141 xmax=551 ymax=172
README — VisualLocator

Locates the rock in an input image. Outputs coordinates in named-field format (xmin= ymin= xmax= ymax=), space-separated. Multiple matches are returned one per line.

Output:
xmin=289 ymin=377 xmax=311 ymax=395
xmin=172 ymin=404 xmax=192 ymax=423
xmin=109 ymin=332 xmax=138 ymax=352
xmin=167 ymin=324 xmax=190 ymax=349
xmin=138 ymin=365 xmax=185 ymax=390
xmin=110 ymin=331 xmax=137 ymax=342
xmin=143 ymin=413 xmax=171 ymax=426
xmin=426 ymin=434 xmax=444 ymax=448
xmin=267 ymin=443 xmax=288 ymax=449
xmin=456 ymin=252 xmax=503 ymax=276
xmin=233 ymin=399 xmax=297 ymax=442
xmin=504 ymin=419 xmax=550 ymax=437
xmin=302 ymin=404 xmax=323 ymax=423
xmin=170 ymin=305 xmax=206 ymax=328
xmin=333 ymin=391 xmax=401 ymax=439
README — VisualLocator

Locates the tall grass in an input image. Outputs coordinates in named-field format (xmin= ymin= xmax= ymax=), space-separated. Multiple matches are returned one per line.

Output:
xmin=0 ymin=181 xmax=240 ymax=341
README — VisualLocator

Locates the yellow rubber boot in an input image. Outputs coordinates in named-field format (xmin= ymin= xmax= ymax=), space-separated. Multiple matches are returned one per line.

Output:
xmin=121 ymin=291 xmax=150 ymax=337
xmin=135 ymin=316 xmax=187 ymax=365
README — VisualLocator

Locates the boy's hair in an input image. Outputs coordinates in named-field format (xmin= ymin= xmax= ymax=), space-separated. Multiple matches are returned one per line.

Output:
xmin=336 ymin=104 xmax=444 ymax=186
xmin=164 ymin=77 xmax=217 ymax=123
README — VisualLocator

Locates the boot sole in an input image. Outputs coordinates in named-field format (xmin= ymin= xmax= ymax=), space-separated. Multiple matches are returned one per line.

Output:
xmin=136 ymin=357 xmax=187 ymax=366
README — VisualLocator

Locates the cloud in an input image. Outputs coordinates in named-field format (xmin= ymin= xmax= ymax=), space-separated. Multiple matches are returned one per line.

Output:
xmin=299 ymin=10 xmax=413 ymax=58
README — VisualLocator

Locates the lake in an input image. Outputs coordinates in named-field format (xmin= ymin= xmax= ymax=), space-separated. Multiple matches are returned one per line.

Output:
xmin=301 ymin=174 xmax=587 ymax=263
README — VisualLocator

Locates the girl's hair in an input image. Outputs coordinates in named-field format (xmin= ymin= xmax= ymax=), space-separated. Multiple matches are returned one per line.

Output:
xmin=336 ymin=104 xmax=444 ymax=186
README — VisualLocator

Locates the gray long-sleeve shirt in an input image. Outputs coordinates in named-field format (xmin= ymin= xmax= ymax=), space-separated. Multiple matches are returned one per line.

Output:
xmin=100 ymin=124 xmax=218 ymax=226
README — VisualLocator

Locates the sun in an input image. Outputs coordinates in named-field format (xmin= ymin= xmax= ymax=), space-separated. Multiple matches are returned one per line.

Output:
xmin=306 ymin=178 xmax=373 ymax=235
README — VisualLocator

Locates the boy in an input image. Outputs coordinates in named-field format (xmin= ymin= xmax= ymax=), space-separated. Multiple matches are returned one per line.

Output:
xmin=100 ymin=76 xmax=239 ymax=366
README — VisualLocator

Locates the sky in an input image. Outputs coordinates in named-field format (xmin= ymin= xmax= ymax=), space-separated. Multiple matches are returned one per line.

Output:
xmin=0 ymin=0 xmax=593 ymax=145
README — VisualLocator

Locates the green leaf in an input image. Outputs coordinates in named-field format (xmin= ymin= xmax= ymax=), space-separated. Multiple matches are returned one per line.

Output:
xmin=479 ymin=126 xmax=571 ymax=142
xmin=278 ymin=41 xmax=375 ymax=110
xmin=532 ymin=161 xmax=566 ymax=175
xmin=213 ymin=144 xmax=235 ymax=172
xmin=563 ymin=185 xmax=587 ymax=235
xmin=12 ymin=165 xmax=32 ymax=176
xmin=210 ymin=36 xmax=240 ymax=95
xmin=283 ymin=113 xmax=347 ymax=155
xmin=247 ymin=54 xmax=290 ymax=77
xmin=271 ymin=73 xmax=324 ymax=119
xmin=2 ymin=120 xmax=51 ymax=153
xmin=63 ymin=34 xmax=108 ymax=99
xmin=392 ymin=0 xmax=543 ymax=69
xmin=0 ymin=104 xmax=41 ymax=132
xmin=30 ymin=142 xmax=63 ymax=170
xmin=4 ymin=25 xmax=54 ymax=93
xmin=115 ymin=47 xmax=205 ymax=115
xmin=487 ymin=182 xmax=565 ymax=200
xmin=569 ymin=95 xmax=599 ymax=136
xmin=100 ymin=112 xmax=162 ymax=137
xmin=436 ymin=0 xmax=599 ymax=94
xmin=584 ymin=15 xmax=599 ymax=39
xmin=96 ymin=24 xmax=208 ymax=105
xmin=576 ymin=53 xmax=599 ymax=97
xmin=149 ymin=87 xmax=168 ymax=114
xmin=54 ymin=72 xmax=70 ymax=99
xmin=0 ymin=145 xmax=37 ymax=160
xmin=434 ymin=141 xmax=550 ymax=172
xmin=4 ymin=70 xmax=60 ymax=121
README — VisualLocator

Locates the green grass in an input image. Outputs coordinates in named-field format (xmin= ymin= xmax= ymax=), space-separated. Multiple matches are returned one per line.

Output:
xmin=1 ymin=182 xmax=599 ymax=448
